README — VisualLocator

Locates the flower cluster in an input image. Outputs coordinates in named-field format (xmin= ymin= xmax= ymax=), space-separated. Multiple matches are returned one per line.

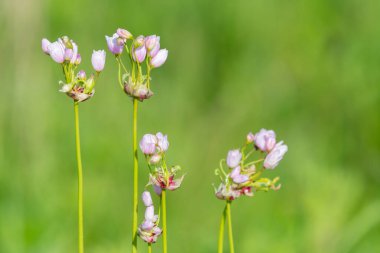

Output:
xmin=105 ymin=28 xmax=168 ymax=101
xmin=138 ymin=191 xmax=162 ymax=243
xmin=42 ymin=36 xmax=106 ymax=102
xmin=140 ymin=133 xmax=184 ymax=195
xmin=214 ymin=129 xmax=288 ymax=201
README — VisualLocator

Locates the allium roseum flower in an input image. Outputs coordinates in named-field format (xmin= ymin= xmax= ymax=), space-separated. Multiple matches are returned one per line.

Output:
xmin=91 ymin=50 xmax=106 ymax=72
xmin=42 ymin=36 xmax=105 ymax=103
xmin=106 ymin=28 xmax=168 ymax=101
xmin=246 ymin=132 xmax=255 ymax=143
xmin=226 ymin=149 xmax=242 ymax=168
xmin=145 ymin=35 xmax=159 ymax=51
xmin=41 ymin=38 xmax=51 ymax=54
xmin=149 ymin=37 xmax=160 ymax=57
xmin=138 ymin=191 xmax=162 ymax=244
xmin=117 ymin=28 xmax=133 ymax=41
xmin=140 ymin=134 xmax=158 ymax=155
xmin=150 ymin=49 xmax=168 ymax=68
xmin=254 ymin=129 xmax=276 ymax=152
xmin=264 ymin=141 xmax=288 ymax=169
xmin=140 ymin=133 xmax=184 ymax=194
xmin=48 ymin=41 xmax=65 ymax=63
xmin=133 ymin=45 xmax=147 ymax=63
xmin=142 ymin=191 xmax=153 ymax=207
xmin=105 ymin=33 xmax=124 ymax=55
xmin=214 ymin=130 xmax=287 ymax=201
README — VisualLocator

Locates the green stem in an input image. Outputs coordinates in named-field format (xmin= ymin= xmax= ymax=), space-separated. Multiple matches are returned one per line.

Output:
xmin=161 ymin=189 xmax=168 ymax=253
xmin=74 ymin=102 xmax=84 ymax=253
xmin=148 ymin=243 xmax=152 ymax=253
xmin=116 ymin=57 xmax=124 ymax=90
xmin=226 ymin=201 xmax=234 ymax=253
xmin=132 ymin=98 xmax=139 ymax=253
xmin=218 ymin=205 xmax=227 ymax=253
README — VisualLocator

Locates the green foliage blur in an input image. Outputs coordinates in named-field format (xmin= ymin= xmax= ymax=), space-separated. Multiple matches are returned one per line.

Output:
xmin=1 ymin=0 xmax=380 ymax=252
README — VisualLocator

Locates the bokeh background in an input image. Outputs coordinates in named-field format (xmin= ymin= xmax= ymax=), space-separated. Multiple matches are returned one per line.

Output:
xmin=1 ymin=0 xmax=380 ymax=252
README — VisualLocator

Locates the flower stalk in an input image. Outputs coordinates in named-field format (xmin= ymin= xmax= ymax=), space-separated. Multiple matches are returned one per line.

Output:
xmin=132 ymin=98 xmax=139 ymax=253
xmin=161 ymin=189 xmax=168 ymax=253
xmin=217 ymin=205 xmax=227 ymax=253
xmin=74 ymin=101 xmax=84 ymax=253
xmin=226 ymin=201 xmax=234 ymax=253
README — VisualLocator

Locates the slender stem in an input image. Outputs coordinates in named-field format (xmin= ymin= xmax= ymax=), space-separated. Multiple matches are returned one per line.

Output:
xmin=148 ymin=244 xmax=152 ymax=253
xmin=74 ymin=102 xmax=84 ymax=253
xmin=116 ymin=57 xmax=124 ymax=90
xmin=161 ymin=189 xmax=168 ymax=253
xmin=132 ymin=98 xmax=139 ymax=253
xmin=218 ymin=205 xmax=227 ymax=253
xmin=226 ymin=201 xmax=234 ymax=253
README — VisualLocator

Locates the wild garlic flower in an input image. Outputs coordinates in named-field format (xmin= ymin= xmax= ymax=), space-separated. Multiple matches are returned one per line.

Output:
xmin=140 ymin=133 xmax=184 ymax=195
xmin=105 ymin=28 xmax=168 ymax=101
xmin=214 ymin=129 xmax=288 ymax=201
xmin=138 ymin=191 xmax=162 ymax=243
xmin=41 ymin=36 xmax=106 ymax=102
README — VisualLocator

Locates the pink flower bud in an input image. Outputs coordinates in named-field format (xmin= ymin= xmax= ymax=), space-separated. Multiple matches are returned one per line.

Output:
xmin=91 ymin=50 xmax=106 ymax=72
xmin=134 ymin=35 xmax=145 ymax=47
xmin=133 ymin=45 xmax=147 ymax=63
xmin=139 ymin=134 xmax=157 ymax=154
xmin=77 ymin=70 xmax=86 ymax=80
xmin=226 ymin=149 xmax=242 ymax=168
xmin=85 ymin=74 xmax=95 ymax=92
xmin=141 ymin=220 xmax=154 ymax=231
xmin=75 ymin=54 xmax=82 ymax=65
xmin=246 ymin=132 xmax=255 ymax=143
xmin=117 ymin=28 xmax=133 ymax=40
xmin=149 ymin=37 xmax=160 ymax=57
xmin=153 ymin=185 xmax=162 ymax=195
xmin=142 ymin=191 xmax=153 ymax=207
xmin=41 ymin=38 xmax=51 ymax=54
xmin=254 ymin=129 xmax=276 ymax=152
xmin=105 ymin=34 xmax=124 ymax=55
xmin=156 ymin=132 xmax=169 ymax=152
xmin=47 ymin=41 xmax=65 ymax=63
xmin=149 ymin=154 xmax=161 ymax=164
xmin=264 ymin=141 xmax=288 ymax=169
xmin=70 ymin=42 xmax=78 ymax=64
xmin=230 ymin=167 xmax=249 ymax=184
xmin=64 ymin=48 xmax=73 ymax=61
xmin=145 ymin=35 xmax=159 ymax=51
xmin=150 ymin=49 xmax=168 ymax=68
xmin=145 ymin=206 xmax=155 ymax=221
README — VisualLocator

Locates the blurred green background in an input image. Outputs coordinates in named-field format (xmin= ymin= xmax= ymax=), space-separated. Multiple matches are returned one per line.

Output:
xmin=1 ymin=0 xmax=380 ymax=252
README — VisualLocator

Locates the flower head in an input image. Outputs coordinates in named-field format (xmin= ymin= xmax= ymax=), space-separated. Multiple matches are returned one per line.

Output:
xmin=138 ymin=191 xmax=162 ymax=244
xmin=214 ymin=130 xmax=287 ymax=202
xmin=42 ymin=36 xmax=102 ymax=103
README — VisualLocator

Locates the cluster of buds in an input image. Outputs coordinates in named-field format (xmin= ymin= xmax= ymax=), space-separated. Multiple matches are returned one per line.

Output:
xmin=214 ymin=129 xmax=288 ymax=201
xmin=42 ymin=36 xmax=106 ymax=102
xmin=105 ymin=28 xmax=168 ymax=101
xmin=138 ymin=191 xmax=162 ymax=243
xmin=139 ymin=133 xmax=184 ymax=195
